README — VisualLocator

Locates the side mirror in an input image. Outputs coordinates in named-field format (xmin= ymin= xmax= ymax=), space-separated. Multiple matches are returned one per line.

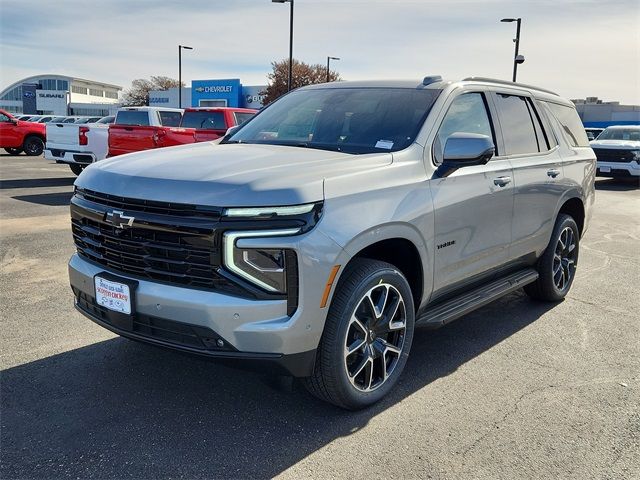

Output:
xmin=442 ymin=132 xmax=495 ymax=167
xmin=220 ymin=125 xmax=241 ymax=143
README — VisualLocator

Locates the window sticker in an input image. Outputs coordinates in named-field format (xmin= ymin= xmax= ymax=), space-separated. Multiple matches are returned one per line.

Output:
xmin=375 ymin=140 xmax=394 ymax=149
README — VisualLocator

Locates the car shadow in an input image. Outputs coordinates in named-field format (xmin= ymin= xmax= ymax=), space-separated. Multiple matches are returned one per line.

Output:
xmin=595 ymin=177 xmax=639 ymax=191
xmin=0 ymin=177 xmax=75 ymax=189
xmin=11 ymin=191 xmax=74 ymax=206
xmin=1 ymin=291 xmax=556 ymax=479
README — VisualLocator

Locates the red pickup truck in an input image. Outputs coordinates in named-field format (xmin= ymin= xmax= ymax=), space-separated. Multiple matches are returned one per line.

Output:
xmin=0 ymin=109 xmax=47 ymax=156
xmin=107 ymin=106 xmax=256 ymax=157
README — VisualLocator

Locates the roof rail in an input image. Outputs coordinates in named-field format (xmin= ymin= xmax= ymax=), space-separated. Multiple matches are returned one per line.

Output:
xmin=462 ymin=77 xmax=559 ymax=96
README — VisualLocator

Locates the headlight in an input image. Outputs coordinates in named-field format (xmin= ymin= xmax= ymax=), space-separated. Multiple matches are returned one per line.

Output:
xmin=223 ymin=229 xmax=299 ymax=293
xmin=632 ymin=150 xmax=640 ymax=161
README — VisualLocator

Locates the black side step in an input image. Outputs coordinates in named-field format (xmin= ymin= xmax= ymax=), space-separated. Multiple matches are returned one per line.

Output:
xmin=416 ymin=268 xmax=539 ymax=328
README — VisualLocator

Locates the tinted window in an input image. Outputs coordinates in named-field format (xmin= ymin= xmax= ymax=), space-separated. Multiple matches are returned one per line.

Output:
xmin=494 ymin=94 xmax=540 ymax=155
xmin=227 ymin=87 xmax=441 ymax=154
xmin=434 ymin=92 xmax=494 ymax=163
xmin=545 ymin=102 xmax=590 ymax=147
xmin=182 ymin=111 xmax=226 ymax=129
xmin=0 ymin=113 xmax=10 ymax=122
xmin=115 ymin=111 xmax=150 ymax=126
xmin=159 ymin=111 xmax=182 ymax=127
xmin=234 ymin=112 xmax=255 ymax=126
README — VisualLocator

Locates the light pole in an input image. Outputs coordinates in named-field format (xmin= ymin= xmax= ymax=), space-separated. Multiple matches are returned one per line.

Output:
xmin=178 ymin=45 xmax=193 ymax=107
xmin=326 ymin=56 xmax=340 ymax=83
xmin=272 ymin=0 xmax=294 ymax=91
xmin=500 ymin=18 xmax=524 ymax=82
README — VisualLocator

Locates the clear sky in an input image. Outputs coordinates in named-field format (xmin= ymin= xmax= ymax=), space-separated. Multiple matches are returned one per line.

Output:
xmin=1 ymin=0 xmax=638 ymax=103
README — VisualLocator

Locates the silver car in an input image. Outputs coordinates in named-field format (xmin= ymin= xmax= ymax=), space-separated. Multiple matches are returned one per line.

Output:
xmin=68 ymin=76 xmax=595 ymax=409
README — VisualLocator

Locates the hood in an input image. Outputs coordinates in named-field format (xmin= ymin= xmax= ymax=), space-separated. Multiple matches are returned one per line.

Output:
xmin=590 ymin=139 xmax=640 ymax=149
xmin=76 ymin=141 xmax=392 ymax=207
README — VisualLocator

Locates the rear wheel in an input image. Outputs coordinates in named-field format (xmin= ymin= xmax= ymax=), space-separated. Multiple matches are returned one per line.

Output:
xmin=22 ymin=136 xmax=44 ymax=156
xmin=4 ymin=147 xmax=22 ymax=155
xmin=525 ymin=213 xmax=579 ymax=301
xmin=69 ymin=164 xmax=84 ymax=175
xmin=304 ymin=259 xmax=415 ymax=410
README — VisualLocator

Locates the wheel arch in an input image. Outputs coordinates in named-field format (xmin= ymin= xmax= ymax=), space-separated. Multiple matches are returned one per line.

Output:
xmin=557 ymin=195 xmax=585 ymax=237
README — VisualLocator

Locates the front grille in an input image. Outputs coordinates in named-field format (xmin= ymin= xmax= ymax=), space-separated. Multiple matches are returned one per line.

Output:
xmin=74 ymin=289 xmax=235 ymax=351
xmin=75 ymin=188 xmax=223 ymax=218
xmin=70 ymin=192 xmax=248 ymax=294
xmin=593 ymin=148 xmax=638 ymax=163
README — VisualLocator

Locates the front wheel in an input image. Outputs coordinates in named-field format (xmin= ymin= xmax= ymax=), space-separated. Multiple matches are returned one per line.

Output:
xmin=22 ymin=136 xmax=44 ymax=156
xmin=525 ymin=213 xmax=580 ymax=301
xmin=304 ymin=259 xmax=415 ymax=410
xmin=4 ymin=147 xmax=23 ymax=155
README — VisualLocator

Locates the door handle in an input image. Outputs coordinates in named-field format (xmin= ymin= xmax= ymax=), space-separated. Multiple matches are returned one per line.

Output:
xmin=493 ymin=176 xmax=512 ymax=187
xmin=547 ymin=168 xmax=561 ymax=178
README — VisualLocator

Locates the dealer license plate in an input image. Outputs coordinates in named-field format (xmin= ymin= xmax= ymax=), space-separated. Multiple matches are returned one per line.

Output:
xmin=94 ymin=276 xmax=132 ymax=314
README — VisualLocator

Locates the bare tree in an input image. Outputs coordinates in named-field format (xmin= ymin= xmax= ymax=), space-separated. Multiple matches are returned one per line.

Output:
xmin=261 ymin=59 xmax=341 ymax=105
xmin=122 ymin=76 xmax=184 ymax=106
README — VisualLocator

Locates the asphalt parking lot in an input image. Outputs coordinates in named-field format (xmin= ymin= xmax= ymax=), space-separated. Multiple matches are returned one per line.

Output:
xmin=1 ymin=154 xmax=638 ymax=479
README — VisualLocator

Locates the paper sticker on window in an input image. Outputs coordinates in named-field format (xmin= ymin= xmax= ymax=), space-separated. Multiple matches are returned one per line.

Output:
xmin=375 ymin=140 xmax=394 ymax=149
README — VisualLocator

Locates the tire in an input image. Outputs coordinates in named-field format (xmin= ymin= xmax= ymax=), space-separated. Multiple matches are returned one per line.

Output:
xmin=22 ymin=136 xmax=44 ymax=156
xmin=69 ymin=164 xmax=84 ymax=176
xmin=525 ymin=213 xmax=580 ymax=302
xmin=4 ymin=147 xmax=22 ymax=155
xmin=304 ymin=258 xmax=415 ymax=410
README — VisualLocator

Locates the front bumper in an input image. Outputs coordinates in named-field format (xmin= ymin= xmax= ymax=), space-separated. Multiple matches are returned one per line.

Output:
xmin=69 ymin=253 xmax=319 ymax=376
xmin=596 ymin=161 xmax=640 ymax=178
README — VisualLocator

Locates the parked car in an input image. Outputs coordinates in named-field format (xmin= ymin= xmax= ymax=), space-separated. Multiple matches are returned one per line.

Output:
xmin=16 ymin=115 xmax=33 ymax=121
xmin=73 ymin=116 xmax=102 ymax=124
xmin=69 ymin=76 xmax=595 ymax=409
xmin=584 ymin=127 xmax=605 ymax=141
xmin=35 ymin=116 xmax=55 ymax=123
xmin=0 ymin=109 xmax=46 ymax=155
xmin=48 ymin=116 xmax=69 ymax=123
xmin=179 ymin=107 xmax=257 ymax=142
xmin=95 ymin=115 xmax=115 ymax=124
xmin=590 ymin=125 xmax=640 ymax=178
xmin=107 ymin=106 xmax=185 ymax=157
xmin=45 ymin=118 xmax=111 ymax=174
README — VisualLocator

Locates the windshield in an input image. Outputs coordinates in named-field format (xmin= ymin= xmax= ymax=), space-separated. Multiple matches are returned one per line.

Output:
xmin=226 ymin=87 xmax=441 ymax=154
xmin=597 ymin=128 xmax=640 ymax=141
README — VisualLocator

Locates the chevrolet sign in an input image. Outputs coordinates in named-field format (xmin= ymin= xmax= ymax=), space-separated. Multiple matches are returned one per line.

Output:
xmin=195 ymin=86 xmax=233 ymax=93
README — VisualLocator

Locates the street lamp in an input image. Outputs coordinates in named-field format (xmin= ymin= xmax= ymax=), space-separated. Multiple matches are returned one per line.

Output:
xmin=326 ymin=56 xmax=340 ymax=83
xmin=178 ymin=45 xmax=193 ymax=108
xmin=272 ymin=0 xmax=294 ymax=92
xmin=500 ymin=18 xmax=524 ymax=82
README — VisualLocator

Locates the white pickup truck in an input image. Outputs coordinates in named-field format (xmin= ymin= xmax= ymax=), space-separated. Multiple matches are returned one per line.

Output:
xmin=44 ymin=116 xmax=114 ymax=175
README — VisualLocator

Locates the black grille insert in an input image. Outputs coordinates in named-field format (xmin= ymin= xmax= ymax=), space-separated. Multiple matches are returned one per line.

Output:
xmin=593 ymin=148 xmax=638 ymax=163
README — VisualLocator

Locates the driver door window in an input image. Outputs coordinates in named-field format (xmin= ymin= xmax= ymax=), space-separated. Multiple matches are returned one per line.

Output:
xmin=434 ymin=93 xmax=494 ymax=164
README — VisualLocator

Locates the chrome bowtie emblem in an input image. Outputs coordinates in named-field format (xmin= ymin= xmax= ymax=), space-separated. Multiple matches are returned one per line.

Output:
xmin=105 ymin=210 xmax=134 ymax=229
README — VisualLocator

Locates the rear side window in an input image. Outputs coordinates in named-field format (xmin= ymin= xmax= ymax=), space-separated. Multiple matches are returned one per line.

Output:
xmin=116 ymin=111 xmax=150 ymax=126
xmin=181 ymin=111 xmax=226 ymax=129
xmin=434 ymin=92 xmax=494 ymax=164
xmin=159 ymin=111 xmax=182 ymax=127
xmin=234 ymin=112 xmax=255 ymax=126
xmin=545 ymin=102 xmax=590 ymax=147
xmin=494 ymin=94 xmax=540 ymax=155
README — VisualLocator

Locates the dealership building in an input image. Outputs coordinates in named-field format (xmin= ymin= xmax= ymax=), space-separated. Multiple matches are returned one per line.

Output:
xmin=149 ymin=79 xmax=266 ymax=109
xmin=0 ymin=74 xmax=122 ymax=116
xmin=572 ymin=97 xmax=640 ymax=127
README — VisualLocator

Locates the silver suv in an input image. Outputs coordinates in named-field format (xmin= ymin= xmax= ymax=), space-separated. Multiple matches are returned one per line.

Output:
xmin=69 ymin=76 xmax=595 ymax=409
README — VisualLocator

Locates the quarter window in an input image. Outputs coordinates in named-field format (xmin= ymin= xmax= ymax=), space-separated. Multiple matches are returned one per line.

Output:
xmin=545 ymin=102 xmax=590 ymax=147
xmin=434 ymin=92 xmax=494 ymax=164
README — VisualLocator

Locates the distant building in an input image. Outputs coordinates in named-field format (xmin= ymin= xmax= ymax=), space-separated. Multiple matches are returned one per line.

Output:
xmin=571 ymin=97 xmax=640 ymax=128
xmin=149 ymin=79 xmax=266 ymax=109
xmin=0 ymin=74 xmax=122 ymax=116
